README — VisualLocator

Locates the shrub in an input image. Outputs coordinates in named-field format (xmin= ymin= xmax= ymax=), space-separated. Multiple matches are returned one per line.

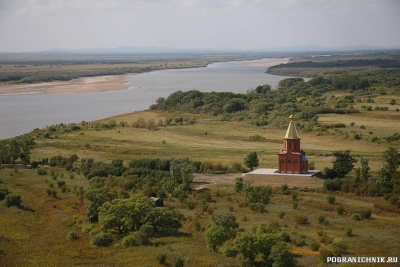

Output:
xmin=234 ymin=177 xmax=244 ymax=192
xmin=293 ymin=202 xmax=298 ymax=210
xmin=37 ymin=168 xmax=47 ymax=175
xmin=281 ymin=183 xmax=289 ymax=195
xmin=57 ymin=180 xmax=66 ymax=188
xmin=295 ymin=235 xmax=307 ymax=247
xmin=350 ymin=213 xmax=361 ymax=221
xmin=336 ymin=205 xmax=345 ymax=215
xmin=317 ymin=215 xmax=326 ymax=224
xmin=309 ymin=239 xmax=320 ymax=251
xmin=220 ymin=244 xmax=239 ymax=258
xmin=173 ymin=256 xmax=184 ymax=267
xmin=295 ymin=215 xmax=309 ymax=225
xmin=278 ymin=211 xmax=285 ymax=219
xmin=324 ymin=178 xmax=342 ymax=191
xmin=291 ymin=191 xmax=298 ymax=201
xmin=121 ymin=233 xmax=139 ymax=247
xmin=157 ymin=254 xmax=167 ymax=265
xmin=0 ymin=185 xmax=10 ymax=200
xmin=327 ymin=195 xmax=336 ymax=204
xmin=249 ymin=203 xmax=265 ymax=213
xmin=331 ymin=240 xmax=348 ymax=256
xmin=90 ymin=233 xmax=113 ymax=247
xmin=320 ymin=248 xmax=334 ymax=262
xmin=308 ymin=161 xmax=315 ymax=170
xmin=5 ymin=194 xmax=21 ymax=207
xmin=360 ymin=209 xmax=372 ymax=219
xmin=346 ymin=228 xmax=353 ymax=237
xmin=67 ymin=231 xmax=78 ymax=240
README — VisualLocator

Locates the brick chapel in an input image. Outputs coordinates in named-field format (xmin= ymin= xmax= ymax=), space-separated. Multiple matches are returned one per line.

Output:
xmin=278 ymin=115 xmax=308 ymax=174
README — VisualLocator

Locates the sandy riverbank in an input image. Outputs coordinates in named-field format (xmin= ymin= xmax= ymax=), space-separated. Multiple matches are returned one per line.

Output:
xmin=247 ymin=60 xmax=287 ymax=67
xmin=0 ymin=75 xmax=129 ymax=96
xmin=0 ymin=59 xmax=288 ymax=96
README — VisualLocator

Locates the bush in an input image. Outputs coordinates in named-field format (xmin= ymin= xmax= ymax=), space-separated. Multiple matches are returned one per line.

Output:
xmin=331 ymin=240 xmax=348 ymax=256
xmin=308 ymin=161 xmax=315 ymax=170
xmin=67 ymin=231 xmax=78 ymax=240
xmin=173 ymin=256 xmax=184 ymax=267
xmin=360 ymin=209 xmax=372 ymax=219
xmin=122 ymin=233 xmax=139 ymax=247
xmin=350 ymin=213 xmax=361 ymax=221
xmin=295 ymin=235 xmax=307 ymax=247
xmin=291 ymin=191 xmax=298 ymax=201
xmin=90 ymin=233 xmax=113 ymax=247
xmin=0 ymin=185 xmax=10 ymax=200
xmin=278 ymin=211 xmax=285 ymax=219
xmin=5 ymin=194 xmax=21 ymax=207
xmin=295 ymin=215 xmax=309 ymax=225
xmin=157 ymin=254 xmax=167 ymax=265
xmin=317 ymin=215 xmax=326 ymax=224
xmin=309 ymin=239 xmax=320 ymax=251
xmin=220 ymin=244 xmax=239 ymax=257
xmin=327 ymin=195 xmax=336 ymax=204
xmin=234 ymin=177 xmax=244 ymax=192
xmin=336 ymin=205 xmax=345 ymax=215
xmin=57 ymin=180 xmax=66 ymax=188
xmin=346 ymin=228 xmax=353 ymax=237
xmin=320 ymin=248 xmax=334 ymax=262
xmin=37 ymin=168 xmax=47 ymax=175
xmin=323 ymin=178 xmax=342 ymax=191
xmin=249 ymin=203 xmax=265 ymax=213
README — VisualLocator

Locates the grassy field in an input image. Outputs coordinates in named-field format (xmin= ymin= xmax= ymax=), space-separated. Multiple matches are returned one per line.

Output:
xmin=0 ymin=111 xmax=394 ymax=266
xmin=1 ymin=165 xmax=400 ymax=266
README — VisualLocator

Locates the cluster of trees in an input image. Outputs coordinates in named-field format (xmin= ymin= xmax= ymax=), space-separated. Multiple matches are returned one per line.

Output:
xmin=0 ymin=183 xmax=22 ymax=208
xmin=150 ymin=72 xmax=389 ymax=132
xmin=82 ymin=188 xmax=182 ymax=247
xmin=324 ymin=148 xmax=400 ymax=201
xmin=205 ymin=213 xmax=296 ymax=266
xmin=0 ymin=135 xmax=34 ymax=165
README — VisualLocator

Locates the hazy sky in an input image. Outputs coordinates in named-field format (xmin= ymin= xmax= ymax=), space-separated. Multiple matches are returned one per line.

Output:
xmin=0 ymin=0 xmax=399 ymax=52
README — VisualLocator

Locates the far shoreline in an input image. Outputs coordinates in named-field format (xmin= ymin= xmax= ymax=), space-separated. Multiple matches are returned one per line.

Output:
xmin=0 ymin=58 xmax=288 ymax=96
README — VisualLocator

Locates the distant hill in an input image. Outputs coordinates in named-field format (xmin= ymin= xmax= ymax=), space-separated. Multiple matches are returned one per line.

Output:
xmin=1 ymin=45 xmax=399 ymax=56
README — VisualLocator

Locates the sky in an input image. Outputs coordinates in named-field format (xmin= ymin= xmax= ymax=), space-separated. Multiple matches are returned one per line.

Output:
xmin=0 ymin=0 xmax=399 ymax=52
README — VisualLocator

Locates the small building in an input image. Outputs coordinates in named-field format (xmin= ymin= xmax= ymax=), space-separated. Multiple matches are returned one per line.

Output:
xmin=278 ymin=115 xmax=308 ymax=174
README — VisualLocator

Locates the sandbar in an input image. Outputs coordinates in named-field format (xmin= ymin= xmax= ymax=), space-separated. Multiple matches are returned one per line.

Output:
xmin=248 ymin=60 xmax=287 ymax=67
xmin=0 ymin=75 xmax=129 ymax=96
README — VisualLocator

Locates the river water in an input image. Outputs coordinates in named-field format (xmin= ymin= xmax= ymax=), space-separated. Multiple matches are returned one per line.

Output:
xmin=0 ymin=58 xmax=297 ymax=139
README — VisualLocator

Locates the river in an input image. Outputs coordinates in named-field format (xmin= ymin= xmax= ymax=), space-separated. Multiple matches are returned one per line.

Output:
xmin=0 ymin=58 xmax=299 ymax=139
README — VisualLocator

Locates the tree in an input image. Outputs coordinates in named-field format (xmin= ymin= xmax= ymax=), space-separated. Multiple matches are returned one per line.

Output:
xmin=355 ymin=156 xmax=371 ymax=183
xmin=269 ymin=242 xmax=297 ymax=267
xmin=359 ymin=156 xmax=370 ymax=182
xmin=144 ymin=208 xmax=182 ymax=236
xmin=84 ymin=187 xmax=116 ymax=222
xmin=332 ymin=150 xmax=357 ymax=178
xmin=164 ymin=159 xmax=195 ymax=194
xmin=244 ymin=152 xmax=259 ymax=170
xmin=205 ymin=223 xmax=228 ymax=251
xmin=234 ymin=177 xmax=244 ymax=192
xmin=383 ymin=147 xmax=400 ymax=174
xmin=234 ymin=232 xmax=258 ymax=264
xmin=214 ymin=213 xmax=239 ymax=236
xmin=98 ymin=199 xmax=130 ymax=233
